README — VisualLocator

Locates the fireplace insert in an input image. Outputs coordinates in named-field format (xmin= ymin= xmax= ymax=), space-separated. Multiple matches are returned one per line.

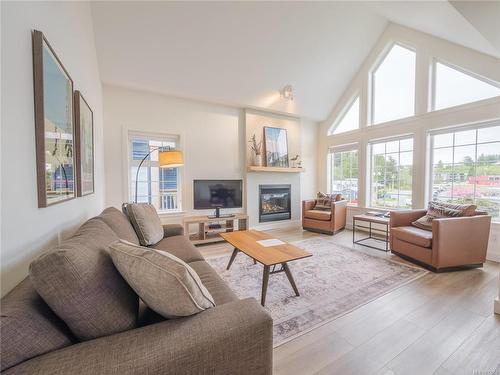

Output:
xmin=259 ymin=184 xmax=291 ymax=223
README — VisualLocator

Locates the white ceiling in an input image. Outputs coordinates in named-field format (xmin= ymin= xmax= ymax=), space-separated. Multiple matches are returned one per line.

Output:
xmin=91 ymin=1 xmax=499 ymax=121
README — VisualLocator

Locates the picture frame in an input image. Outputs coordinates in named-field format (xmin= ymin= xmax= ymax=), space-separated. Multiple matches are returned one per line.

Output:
xmin=32 ymin=30 xmax=76 ymax=207
xmin=74 ymin=91 xmax=94 ymax=196
xmin=263 ymin=126 xmax=289 ymax=167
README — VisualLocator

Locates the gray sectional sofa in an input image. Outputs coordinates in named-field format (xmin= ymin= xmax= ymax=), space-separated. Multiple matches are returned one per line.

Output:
xmin=0 ymin=207 xmax=273 ymax=374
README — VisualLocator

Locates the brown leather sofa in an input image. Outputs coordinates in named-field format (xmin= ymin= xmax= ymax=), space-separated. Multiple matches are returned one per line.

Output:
xmin=390 ymin=209 xmax=491 ymax=272
xmin=302 ymin=199 xmax=347 ymax=235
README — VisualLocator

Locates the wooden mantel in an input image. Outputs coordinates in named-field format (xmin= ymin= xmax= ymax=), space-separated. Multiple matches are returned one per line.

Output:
xmin=247 ymin=166 xmax=305 ymax=173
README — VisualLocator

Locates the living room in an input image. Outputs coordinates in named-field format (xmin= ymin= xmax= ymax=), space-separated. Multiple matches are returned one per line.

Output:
xmin=1 ymin=1 xmax=499 ymax=374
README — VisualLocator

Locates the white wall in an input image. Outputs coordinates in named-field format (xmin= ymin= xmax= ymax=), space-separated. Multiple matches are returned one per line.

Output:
xmin=1 ymin=1 xmax=105 ymax=296
xmin=102 ymin=85 xmax=318 ymax=227
xmin=318 ymin=23 xmax=500 ymax=260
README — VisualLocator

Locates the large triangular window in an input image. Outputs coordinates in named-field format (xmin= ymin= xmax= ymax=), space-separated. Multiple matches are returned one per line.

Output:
xmin=371 ymin=44 xmax=416 ymax=125
xmin=330 ymin=96 xmax=359 ymax=135
xmin=434 ymin=61 xmax=500 ymax=110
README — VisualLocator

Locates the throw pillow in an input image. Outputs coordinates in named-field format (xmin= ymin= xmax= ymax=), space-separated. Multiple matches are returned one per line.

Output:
xmin=314 ymin=192 xmax=342 ymax=211
xmin=29 ymin=218 xmax=139 ymax=341
xmin=411 ymin=201 xmax=476 ymax=231
xmin=109 ymin=240 xmax=215 ymax=318
xmin=125 ymin=203 xmax=164 ymax=246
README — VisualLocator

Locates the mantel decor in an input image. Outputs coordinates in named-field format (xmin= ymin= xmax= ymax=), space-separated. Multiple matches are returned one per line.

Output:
xmin=263 ymin=126 xmax=289 ymax=167
xmin=32 ymin=30 xmax=76 ymax=207
xmin=74 ymin=91 xmax=94 ymax=197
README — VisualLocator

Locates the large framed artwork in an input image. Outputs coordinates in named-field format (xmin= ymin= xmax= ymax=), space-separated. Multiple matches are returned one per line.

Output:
xmin=74 ymin=91 xmax=94 ymax=196
xmin=33 ymin=30 xmax=75 ymax=207
xmin=263 ymin=126 xmax=289 ymax=167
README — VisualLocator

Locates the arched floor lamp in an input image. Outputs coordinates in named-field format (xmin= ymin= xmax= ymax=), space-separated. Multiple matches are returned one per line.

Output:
xmin=134 ymin=147 xmax=184 ymax=203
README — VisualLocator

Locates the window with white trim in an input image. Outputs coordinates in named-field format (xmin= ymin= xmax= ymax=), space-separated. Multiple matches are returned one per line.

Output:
xmin=327 ymin=146 xmax=358 ymax=205
xmin=329 ymin=96 xmax=359 ymax=135
xmin=369 ymin=137 xmax=413 ymax=208
xmin=371 ymin=44 xmax=416 ymax=125
xmin=433 ymin=61 xmax=500 ymax=111
xmin=429 ymin=123 xmax=500 ymax=221
xmin=128 ymin=133 xmax=181 ymax=212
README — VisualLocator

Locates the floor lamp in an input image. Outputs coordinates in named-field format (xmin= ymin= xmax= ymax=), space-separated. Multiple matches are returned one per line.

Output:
xmin=134 ymin=147 xmax=184 ymax=203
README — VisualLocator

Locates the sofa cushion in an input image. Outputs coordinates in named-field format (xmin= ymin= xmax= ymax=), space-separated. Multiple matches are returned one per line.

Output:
xmin=314 ymin=192 xmax=342 ymax=211
xmin=189 ymin=260 xmax=238 ymax=305
xmin=152 ymin=235 xmax=204 ymax=263
xmin=125 ymin=203 xmax=164 ymax=246
xmin=109 ymin=240 xmax=215 ymax=318
xmin=98 ymin=207 xmax=140 ymax=244
xmin=412 ymin=201 xmax=476 ymax=231
xmin=0 ymin=278 xmax=74 ymax=371
xmin=391 ymin=226 xmax=433 ymax=248
xmin=305 ymin=209 xmax=331 ymax=221
xmin=29 ymin=218 xmax=139 ymax=341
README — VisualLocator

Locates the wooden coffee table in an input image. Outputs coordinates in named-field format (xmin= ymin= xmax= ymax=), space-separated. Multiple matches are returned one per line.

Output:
xmin=220 ymin=230 xmax=312 ymax=306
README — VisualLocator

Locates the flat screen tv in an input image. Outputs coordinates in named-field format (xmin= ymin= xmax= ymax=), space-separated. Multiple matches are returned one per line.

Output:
xmin=193 ymin=179 xmax=243 ymax=209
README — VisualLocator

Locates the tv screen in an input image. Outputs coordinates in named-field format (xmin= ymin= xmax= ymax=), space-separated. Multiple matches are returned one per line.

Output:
xmin=193 ymin=180 xmax=243 ymax=209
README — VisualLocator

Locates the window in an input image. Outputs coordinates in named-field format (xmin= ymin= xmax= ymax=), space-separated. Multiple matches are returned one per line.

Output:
xmin=430 ymin=124 xmax=500 ymax=221
xmin=433 ymin=61 xmax=500 ymax=111
xmin=327 ymin=147 xmax=358 ymax=205
xmin=371 ymin=44 xmax=416 ymax=125
xmin=330 ymin=96 xmax=359 ymax=135
xmin=369 ymin=137 xmax=413 ymax=208
xmin=129 ymin=134 xmax=181 ymax=212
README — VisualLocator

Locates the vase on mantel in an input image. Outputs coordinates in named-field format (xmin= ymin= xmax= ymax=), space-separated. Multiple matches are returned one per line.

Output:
xmin=253 ymin=154 xmax=263 ymax=167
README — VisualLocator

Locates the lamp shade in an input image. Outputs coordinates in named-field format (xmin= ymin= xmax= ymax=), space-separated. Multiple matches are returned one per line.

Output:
xmin=159 ymin=150 xmax=183 ymax=168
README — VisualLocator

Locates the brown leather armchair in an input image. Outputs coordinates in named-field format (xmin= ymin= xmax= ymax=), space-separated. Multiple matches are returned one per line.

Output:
xmin=302 ymin=199 xmax=347 ymax=235
xmin=390 ymin=209 xmax=491 ymax=272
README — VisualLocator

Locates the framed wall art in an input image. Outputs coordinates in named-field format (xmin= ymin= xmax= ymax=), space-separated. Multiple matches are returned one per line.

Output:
xmin=74 ymin=91 xmax=94 ymax=196
xmin=263 ymin=126 xmax=289 ymax=167
xmin=32 ymin=30 xmax=76 ymax=207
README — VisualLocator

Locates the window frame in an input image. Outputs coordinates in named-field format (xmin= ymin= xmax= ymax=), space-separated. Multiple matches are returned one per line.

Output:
xmin=369 ymin=42 xmax=417 ymax=126
xmin=327 ymin=143 xmax=359 ymax=206
xmin=328 ymin=93 xmax=360 ymax=136
xmin=127 ymin=131 xmax=183 ymax=213
xmin=367 ymin=134 xmax=415 ymax=209
xmin=427 ymin=121 xmax=500 ymax=221
xmin=430 ymin=59 xmax=500 ymax=112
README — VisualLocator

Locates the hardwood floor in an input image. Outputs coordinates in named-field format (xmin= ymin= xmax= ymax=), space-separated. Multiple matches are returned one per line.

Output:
xmin=198 ymin=227 xmax=500 ymax=375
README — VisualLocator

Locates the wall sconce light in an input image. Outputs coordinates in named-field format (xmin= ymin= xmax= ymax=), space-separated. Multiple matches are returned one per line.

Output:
xmin=280 ymin=85 xmax=294 ymax=101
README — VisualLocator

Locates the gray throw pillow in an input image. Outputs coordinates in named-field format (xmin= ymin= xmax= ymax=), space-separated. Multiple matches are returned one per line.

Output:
xmin=109 ymin=240 xmax=215 ymax=318
xmin=29 ymin=219 xmax=139 ymax=341
xmin=125 ymin=203 xmax=164 ymax=246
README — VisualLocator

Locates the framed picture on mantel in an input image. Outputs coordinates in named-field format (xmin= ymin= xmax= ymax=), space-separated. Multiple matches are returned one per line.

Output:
xmin=263 ymin=126 xmax=289 ymax=167
xmin=32 ymin=30 xmax=76 ymax=207
xmin=74 ymin=90 xmax=94 ymax=197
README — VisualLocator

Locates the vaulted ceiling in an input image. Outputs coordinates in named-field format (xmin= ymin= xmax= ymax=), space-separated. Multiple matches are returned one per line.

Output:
xmin=91 ymin=1 xmax=500 ymax=121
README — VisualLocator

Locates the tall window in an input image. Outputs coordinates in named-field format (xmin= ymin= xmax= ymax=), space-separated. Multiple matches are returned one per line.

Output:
xmin=327 ymin=147 xmax=358 ymax=205
xmin=433 ymin=61 xmax=500 ymax=111
xmin=430 ymin=124 xmax=500 ymax=221
xmin=330 ymin=96 xmax=359 ymax=135
xmin=370 ymin=137 xmax=413 ymax=208
xmin=371 ymin=44 xmax=416 ymax=125
xmin=129 ymin=134 xmax=181 ymax=212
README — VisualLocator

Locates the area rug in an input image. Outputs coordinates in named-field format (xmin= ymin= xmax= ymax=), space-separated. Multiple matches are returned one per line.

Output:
xmin=206 ymin=237 xmax=427 ymax=347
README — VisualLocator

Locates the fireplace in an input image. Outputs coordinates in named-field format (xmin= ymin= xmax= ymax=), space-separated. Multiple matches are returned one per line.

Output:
xmin=259 ymin=184 xmax=291 ymax=223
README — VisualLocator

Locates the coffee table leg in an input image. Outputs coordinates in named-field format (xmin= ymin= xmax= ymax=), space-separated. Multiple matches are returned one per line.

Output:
xmin=282 ymin=262 xmax=300 ymax=296
xmin=226 ymin=248 xmax=239 ymax=270
xmin=261 ymin=265 xmax=270 ymax=306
